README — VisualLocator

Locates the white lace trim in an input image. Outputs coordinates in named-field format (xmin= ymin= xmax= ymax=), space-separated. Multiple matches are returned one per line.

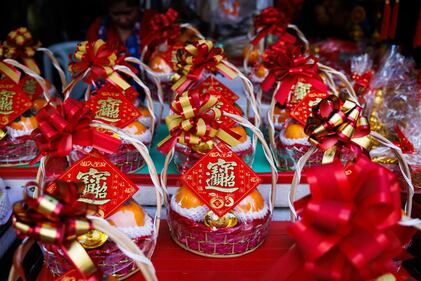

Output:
xmin=279 ymin=128 xmax=310 ymax=146
xmin=170 ymin=195 xmax=209 ymax=222
xmin=146 ymin=71 xmax=173 ymax=83
xmin=234 ymin=203 xmax=269 ymax=222
xmin=113 ymin=214 xmax=154 ymax=238
xmin=6 ymin=126 xmax=34 ymax=138
xmin=138 ymin=116 xmax=152 ymax=128
xmin=121 ymin=128 xmax=152 ymax=144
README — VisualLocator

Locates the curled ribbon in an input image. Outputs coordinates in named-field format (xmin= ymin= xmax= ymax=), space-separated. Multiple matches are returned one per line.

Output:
xmin=157 ymin=90 xmax=241 ymax=154
xmin=276 ymin=156 xmax=415 ymax=281
xmin=13 ymin=180 xmax=99 ymax=281
xmin=3 ymin=27 xmax=41 ymax=74
xmin=142 ymin=8 xmax=180 ymax=48
xmin=30 ymin=98 xmax=121 ymax=163
xmin=171 ymin=40 xmax=237 ymax=94
xmin=251 ymin=7 xmax=297 ymax=46
xmin=305 ymin=95 xmax=371 ymax=162
xmin=262 ymin=46 xmax=327 ymax=106
xmin=66 ymin=40 xmax=132 ymax=94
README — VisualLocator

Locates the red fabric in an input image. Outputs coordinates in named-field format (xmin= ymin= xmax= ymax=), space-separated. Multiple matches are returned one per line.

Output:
xmin=414 ymin=8 xmax=421 ymax=48
xmin=86 ymin=17 xmax=128 ymax=54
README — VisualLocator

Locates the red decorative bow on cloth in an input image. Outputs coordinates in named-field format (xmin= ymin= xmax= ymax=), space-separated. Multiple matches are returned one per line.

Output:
xmin=304 ymin=95 xmax=371 ymax=162
xmin=31 ymin=98 xmax=121 ymax=163
xmin=171 ymin=40 xmax=237 ymax=94
xmin=141 ymin=8 xmax=180 ymax=48
xmin=2 ymin=27 xmax=41 ymax=74
xmin=271 ymin=156 xmax=415 ymax=281
xmin=262 ymin=46 xmax=328 ymax=106
xmin=13 ymin=180 xmax=100 ymax=281
xmin=65 ymin=40 xmax=132 ymax=95
xmin=157 ymin=90 xmax=241 ymax=154
xmin=251 ymin=7 xmax=297 ymax=46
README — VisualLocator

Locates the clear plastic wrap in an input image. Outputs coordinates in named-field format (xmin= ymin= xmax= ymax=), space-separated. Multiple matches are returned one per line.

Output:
xmin=0 ymin=178 xmax=11 ymax=225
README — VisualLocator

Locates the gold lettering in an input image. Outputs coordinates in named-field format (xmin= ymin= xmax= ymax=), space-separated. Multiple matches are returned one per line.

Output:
xmin=0 ymin=90 xmax=15 ymax=114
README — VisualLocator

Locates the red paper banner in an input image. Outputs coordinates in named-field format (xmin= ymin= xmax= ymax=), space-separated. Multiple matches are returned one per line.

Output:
xmin=85 ymin=84 xmax=140 ymax=129
xmin=181 ymin=143 xmax=261 ymax=217
xmin=19 ymin=75 xmax=43 ymax=101
xmin=47 ymin=152 xmax=139 ymax=218
xmin=289 ymin=88 xmax=330 ymax=125
xmin=0 ymin=78 xmax=32 ymax=129
xmin=195 ymin=76 xmax=239 ymax=103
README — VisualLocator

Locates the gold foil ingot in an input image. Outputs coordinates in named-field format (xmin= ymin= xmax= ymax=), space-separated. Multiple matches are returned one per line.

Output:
xmin=204 ymin=211 xmax=238 ymax=229
xmin=77 ymin=230 xmax=108 ymax=249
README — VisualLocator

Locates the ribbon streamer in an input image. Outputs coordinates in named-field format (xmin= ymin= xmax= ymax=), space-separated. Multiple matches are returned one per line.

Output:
xmin=30 ymin=98 xmax=121 ymax=163
xmin=2 ymin=27 xmax=41 ymax=74
xmin=172 ymin=40 xmax=237 ymax=94
xmin=262 ymin=46 xmax=327 ymax=105
xmin=276 ymin=156 xmax=415 ymax=281
xmin=157 ymin=90 xmax=241 ymax=154
xmin=305 ymin=95 xmax=371 ymax=162
xmin=13 ymin=181 xmax=99 ymax=281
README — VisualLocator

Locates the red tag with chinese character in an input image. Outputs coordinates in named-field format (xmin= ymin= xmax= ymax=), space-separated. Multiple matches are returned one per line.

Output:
xmin=289 ymin=90 xmax=330 ymax=125
xmin=196 ymin=76 xmax=239 ymax=103
xmin=0 ymin=78 xmax=32 ymax=129
xmin=85 ymin=84 xmax=140 ymax=128
xmin=181 ymin=143 xmax=261 ymax=217
xmin=47 ymin=152 xmax=139 ymax=218
xmin=217 ymin=95 xmax=243 ymax=127
xmin=19 ymin=75 xmax=43 ymax=100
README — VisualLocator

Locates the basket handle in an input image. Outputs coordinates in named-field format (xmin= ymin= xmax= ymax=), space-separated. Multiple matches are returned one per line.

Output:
xmin=37 ymin=47 xmax=67 ymax=92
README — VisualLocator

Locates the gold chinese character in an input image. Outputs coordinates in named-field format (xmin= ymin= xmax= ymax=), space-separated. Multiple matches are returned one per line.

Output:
xmin=205 ymin=159 xmax=238 ymax=193
xmin=77 ymin=168 xmax=111 ymax=205
xmin=291 ymin=81 xmax=311 ymax=102
xmin=0 ymin=90 xmax=15 ymax=114
xmin=22 ymin=79 xmax=37 ymax=95
xmin=95 ymin=97 xmax=122 ymax=122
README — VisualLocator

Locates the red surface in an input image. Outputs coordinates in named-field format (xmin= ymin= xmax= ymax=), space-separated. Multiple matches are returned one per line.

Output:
xmin=37 ymin=221 xmax=295 ymax=281
xmin=0 ymin=167 xmax=303 ymax=185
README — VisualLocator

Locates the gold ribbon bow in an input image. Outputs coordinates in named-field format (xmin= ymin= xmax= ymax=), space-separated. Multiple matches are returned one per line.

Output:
xmin=171 ymin=39 xmax=237 ymax=94
xmin=157 ymin=90 xmax=241 ymax=154
xmin=3 ymin=27 xmax=41 ymax=74
xmin=305 ymin=96 xmax=372 ymax=163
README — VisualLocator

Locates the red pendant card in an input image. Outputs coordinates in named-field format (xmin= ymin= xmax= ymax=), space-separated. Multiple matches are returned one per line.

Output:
xmin=196 ymin=76 xmax=239 ymax=103
xmin=181 ymin=143 xmax=261 ymax=217
xmin=289 ymin=90 xmax=330 ymax=125
xmin=47 ymin=153 xmax=139 ymax=218
xmin=19 ymin=75 xmax=43 ymax=100
xmin=0 ymin=78 xmax=32 ymax=129
xmin=85 ymin=84 xmax=140 ymax=128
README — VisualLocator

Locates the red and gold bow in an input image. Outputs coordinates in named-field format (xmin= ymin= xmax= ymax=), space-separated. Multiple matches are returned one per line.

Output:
xmin=274 ymin=156 xmax=415 ymax=281
xmin=305 ymin=95 xmax=371 ymax=162
xmin=31 ymin=98 xmax=121 ymax=163
xmin=157 ymin=90 xmax=241 ymax=154
xmin=251 ymin=7 xmax=297 ymax=46
xmin=2 ymin=27 xmax=41 ymax=74
xmin=172 ymin=40 xmax=237 ymax=94
xmin=13 ymin=180 xmax=99 ymax=281
xmin=262 ymin=46 xmax=327 ymax=106
xmin=66 ymin=40 xmax=132 ymax=94
xmin=142 ymin=8 xmax=180 ymax=48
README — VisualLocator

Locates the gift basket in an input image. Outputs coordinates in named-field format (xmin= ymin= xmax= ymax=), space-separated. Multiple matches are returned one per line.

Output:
xmin=0 ymin=27 xmax=66 ymax=166
xmin=158 ymin=87 xmax=277 ymax=257
xmin=65 ymin=40 xmax=157 ymax=174
xmin=10 ymin=91 xmax=163 ymax=280
xmin=265 ymin=42 xmax=361 ymax=171
xmin=170 ymin=39 xmax=261 ymax=161
xmin=277 ymin=86 xmax=421 ymax=280
xmin=137 ymin=8 xmax=205 ymax=106
xmin=363 ymin=46 xmax=421 ymax=190
xmin=243 ymin=6 xmax=309 ymax=109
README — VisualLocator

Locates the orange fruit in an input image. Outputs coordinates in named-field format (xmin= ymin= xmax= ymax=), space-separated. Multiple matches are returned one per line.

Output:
xmin=10 ymin=116 xmax=38 ymax=130
xmin=236 ymin=190 xmax=265 ymax=213
xmin=175 ymin=185 xmax=204 ymax=208
xmin=284 ymin=123 xmax=307 ymax=139
xmin=149 ymin=55 xmax=172 ymax=73
xmin=229 ymin=126 xmax=248 ymax=143
xmin=124 ymin=121 xmax=147 ymax=135
xmin=255 ymin=65 xmax=267 ymax=78
xmin=107 ymin=200 xmax=145 ymax=227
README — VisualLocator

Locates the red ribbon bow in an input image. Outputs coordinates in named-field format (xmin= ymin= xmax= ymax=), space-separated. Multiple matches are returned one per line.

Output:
xmin=31 ymin=98 xmax=121 ymax=163
xmin=251 ymin=7 xmax=297 ymax=46
xmin=172 ymin=40 xmax=237 ymax=94
xmin=276 ymin=156 xmax=414 ymax=281
xmin=262 ymin=46 xmax=327 ymax=105
xmin=142 ymin=8 xmax=180 ymax=48
xmin=305 ymin=96 xmax=371 ymax=157
xmin=3 ymin=27 xmax=41 ymax=74
xmin=13 ymin=180 xmax=99 ymax=281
